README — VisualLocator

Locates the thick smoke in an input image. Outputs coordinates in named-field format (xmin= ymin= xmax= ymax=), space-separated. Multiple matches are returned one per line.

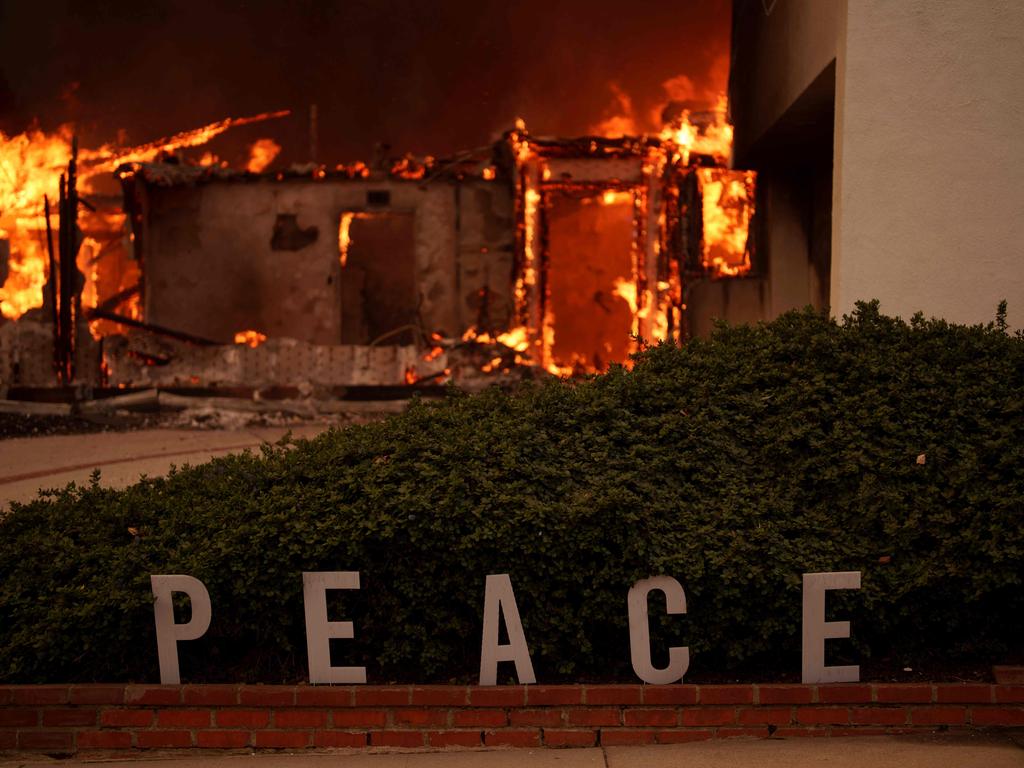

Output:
xmin=0 ymin=0 xmax=729 ymax=165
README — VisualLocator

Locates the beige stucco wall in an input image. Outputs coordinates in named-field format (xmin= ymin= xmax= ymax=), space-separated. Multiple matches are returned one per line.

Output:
xmin=832 ymin=0 xmax=1024 ymax=328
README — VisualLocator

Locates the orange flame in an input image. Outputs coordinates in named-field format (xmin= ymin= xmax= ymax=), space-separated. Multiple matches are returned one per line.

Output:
xmin=233 ymin=330 xmax=267 ymax=348
xmin=338 ymin=213 xmax=355 ymax=268
xmin=338 ymin=212 xmax=373 ymax=268
xmin=699 ymin=168 xmax=756 ymax=278
xmin=588 ymin=84 xmax=751 ymax=280
xmin=659 ymin=94 xmax=733 ymax=166
xmin=390 ymin=154 xmax=430 ymax=180
xmin=0 ymin=126 xmax=72 ymax=318
xmin=461 ymin=325 xmax=531 ymax=352
xmin=82 ymin=110 xmax=290 ymax=173
xmin=601 ymin=190 xmax=631 ymax=206
xmin=0 ymin=110 xmax=289 ymax=320
xmin=422 ymin=345 xmax=444 ymax=362
xmin=246 ymin=138 xmax=281 ymax=173
xmin=480 ymin=356 xmax=504 ymax=373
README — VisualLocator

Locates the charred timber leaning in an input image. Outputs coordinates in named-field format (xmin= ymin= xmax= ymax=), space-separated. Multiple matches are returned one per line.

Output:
xmin=43 ymin=195 xmax=59 ymax=377
xmin=53 ymin=138 xmax=87 ymax=386
xmin=85 ymin=308 xmax=221 ymax=347
xmin=94 ymin=284 xmax=141 ymax=316
xmin=56 ymin=169 xmax=72 ymax=383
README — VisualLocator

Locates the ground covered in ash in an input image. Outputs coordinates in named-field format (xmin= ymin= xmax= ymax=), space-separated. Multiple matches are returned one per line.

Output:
xmin=0 ymin=412 xmax=163 ymax=439
xmin=0 ymin=407 xmax=390 ymax=439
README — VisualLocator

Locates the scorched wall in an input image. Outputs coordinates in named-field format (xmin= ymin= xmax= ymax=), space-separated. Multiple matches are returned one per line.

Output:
xmin=137 ymin=175 xmax=514 ymax=345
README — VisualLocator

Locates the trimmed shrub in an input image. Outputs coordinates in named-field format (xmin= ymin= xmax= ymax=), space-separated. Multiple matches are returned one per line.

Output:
xmin=0 ymin=302 xmax=1021 ymax=683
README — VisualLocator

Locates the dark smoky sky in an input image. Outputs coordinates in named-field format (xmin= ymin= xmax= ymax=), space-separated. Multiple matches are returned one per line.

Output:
xmin=0 ymin=0 xmax=730 ymax=165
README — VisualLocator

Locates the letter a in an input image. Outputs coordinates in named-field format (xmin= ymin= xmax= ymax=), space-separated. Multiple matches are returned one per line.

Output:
xmin=479 ymin=574 xmax=536 ymax=686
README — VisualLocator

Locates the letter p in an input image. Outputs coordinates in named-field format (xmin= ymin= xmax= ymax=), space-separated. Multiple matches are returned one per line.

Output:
xmin=151 ymin=575 xmax=212 ymax=684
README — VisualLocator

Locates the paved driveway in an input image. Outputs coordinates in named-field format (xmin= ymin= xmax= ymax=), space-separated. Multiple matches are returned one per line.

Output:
xmin=0 ymin=426 xmax=329 ymax=510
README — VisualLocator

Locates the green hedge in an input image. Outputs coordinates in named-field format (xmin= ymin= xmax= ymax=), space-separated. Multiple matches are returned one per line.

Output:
xmin=1 ymin=302 xmax=1021 ymax=683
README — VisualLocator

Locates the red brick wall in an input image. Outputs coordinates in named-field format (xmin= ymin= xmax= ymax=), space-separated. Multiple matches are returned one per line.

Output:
xmin=0 ymin=683 xmax=1021 ymax=755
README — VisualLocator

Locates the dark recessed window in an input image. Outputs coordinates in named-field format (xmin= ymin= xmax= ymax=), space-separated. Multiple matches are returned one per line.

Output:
xmin=367 ymin=190 xmax=390 ymax=207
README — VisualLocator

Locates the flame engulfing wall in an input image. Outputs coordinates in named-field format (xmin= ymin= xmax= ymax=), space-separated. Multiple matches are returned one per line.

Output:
xmin=0 ymin=126 xmax=75 ymax=319
xmin=0 ymin=112 xmax=289 ymax=324
xmin=501 ymin=112 xmax=756 ymax=375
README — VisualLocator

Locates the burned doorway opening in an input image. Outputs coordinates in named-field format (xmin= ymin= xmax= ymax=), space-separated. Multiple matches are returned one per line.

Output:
xmin=338 ymin=210 xmax=418 ymax=346
xmin=507 ymin=129 xmax=758 ymax=376
xmin=544 ymin=186 xmax=637 ymax=373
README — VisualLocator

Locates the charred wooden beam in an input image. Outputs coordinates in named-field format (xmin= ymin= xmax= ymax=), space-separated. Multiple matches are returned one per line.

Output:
xmin=525 ymin=134 xmax=659 ymax=159
xmin=85 ymin=307 xmax=221 ymax=346
xmin=43 ymin=195 xmax=59 ymax=377
xmin=539 ymin=180 xmax=637 ymax=194
xmin=0 ymin=235 xmax=7 ymax=288
xmin=57 ymin=171 xmax=72 ymax=383
xmin=54 ymin=137 xmax=87 ymax=384
xmin=94 ymin=283 xmax=140 ymax=315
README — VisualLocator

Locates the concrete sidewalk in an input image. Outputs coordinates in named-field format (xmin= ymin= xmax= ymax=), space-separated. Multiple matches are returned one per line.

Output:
xmin=0 ymin=426 xmax=329 ymax=510
xmin=3 ymin=735 xmax=1021 ymax=767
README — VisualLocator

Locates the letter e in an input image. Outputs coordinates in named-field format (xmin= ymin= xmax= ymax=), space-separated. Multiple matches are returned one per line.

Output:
xmin=303 ymin=571 xmax=367 ymax=684
xmin=801 ymin=571 xmax=861 ymax=684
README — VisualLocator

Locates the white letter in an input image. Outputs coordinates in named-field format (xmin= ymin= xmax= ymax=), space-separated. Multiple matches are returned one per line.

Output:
xmin=627 ymin=576 xmax=689 ymax=684
xmin=802 ymin=571 xmax=861 ymax=684
xmin=478 ymin=574 xmax=536 ymax=686
xmin=302 ymin=571 xmax=366 ymax=684
xmin=151 ymin=575 xmax=212 ymax=685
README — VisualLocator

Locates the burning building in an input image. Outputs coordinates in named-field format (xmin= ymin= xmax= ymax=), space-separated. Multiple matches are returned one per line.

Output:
xmin=0 ymin=101 xmax=762 ymax=399
xmin=5 ymin=0 xmax=1017 ymax=408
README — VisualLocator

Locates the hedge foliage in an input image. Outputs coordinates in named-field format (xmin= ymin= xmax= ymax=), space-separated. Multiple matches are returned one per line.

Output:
xmin=1 ymin=302 xmax=1022 ymax=684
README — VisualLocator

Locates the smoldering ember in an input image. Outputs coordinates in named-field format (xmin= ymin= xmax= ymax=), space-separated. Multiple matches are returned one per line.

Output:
xmin=152 ymin=571 xmax=863 ymax=688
